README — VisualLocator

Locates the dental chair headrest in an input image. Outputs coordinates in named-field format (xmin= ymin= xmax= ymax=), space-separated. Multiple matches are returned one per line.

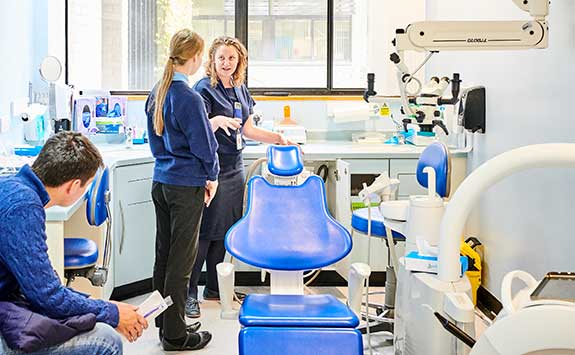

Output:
xmin=416 ymin=142 xmax=451 ymax=198
xmin=266 ymin=145 xmax=304 ymax=177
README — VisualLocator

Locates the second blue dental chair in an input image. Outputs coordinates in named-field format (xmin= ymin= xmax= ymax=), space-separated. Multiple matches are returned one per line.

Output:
xmin=225 ymin=145 xmax=364 ymax=355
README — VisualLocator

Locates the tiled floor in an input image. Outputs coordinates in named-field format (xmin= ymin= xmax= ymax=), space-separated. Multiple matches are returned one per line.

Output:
xmin=122 ymin=286 xmax=395 ymax=355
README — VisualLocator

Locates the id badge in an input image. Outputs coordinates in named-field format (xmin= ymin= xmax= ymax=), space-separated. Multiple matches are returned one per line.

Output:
xmin=234 ymin=102 xmax=242 ymax=150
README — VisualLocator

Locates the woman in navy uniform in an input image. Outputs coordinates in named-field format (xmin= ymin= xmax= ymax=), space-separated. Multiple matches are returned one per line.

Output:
xmin=186 ymin=36 xmax=295 ymax=317
xmin=145 ymin=29 xmax=217 ymax=351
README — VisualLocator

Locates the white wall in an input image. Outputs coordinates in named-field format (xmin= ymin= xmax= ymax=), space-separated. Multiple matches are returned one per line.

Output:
xmin=425 ymin=0 xmax=575 ymax=296
xmin=0 ymin=0 xmax=34 ymax=145
xmin=0 ymin=0 xmax=64 ymax=147
xmin=371 ymin=0 xmax=426 ymax=95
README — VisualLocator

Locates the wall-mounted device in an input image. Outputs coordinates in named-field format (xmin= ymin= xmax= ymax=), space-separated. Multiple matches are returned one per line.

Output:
xmin=458 ymin=86 xmax=486 ymax=133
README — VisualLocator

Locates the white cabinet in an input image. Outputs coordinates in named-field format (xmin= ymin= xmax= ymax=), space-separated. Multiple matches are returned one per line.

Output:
xmin=389 ymin=159 xmax=427 ymax=199
xmin=112 ymin=163 xmax=156 ymax=287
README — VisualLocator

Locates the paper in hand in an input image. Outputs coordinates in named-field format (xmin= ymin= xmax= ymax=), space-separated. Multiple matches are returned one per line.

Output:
xmin=137 ymin=290 xmax=173 ymax=320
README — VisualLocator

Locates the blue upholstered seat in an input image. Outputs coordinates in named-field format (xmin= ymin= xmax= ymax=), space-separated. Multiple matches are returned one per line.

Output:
xmin=225 ymin=175 xmax=352 ymax=271
xmin=239 ymin=294 xmax=359 ymax=328
xmin=266 ymin=145 xmax=304 ymax=177
xmin=64 ymin=238 xmax=98 ymax=269
xmin=351 ymin=207 xmax=406 ymax=241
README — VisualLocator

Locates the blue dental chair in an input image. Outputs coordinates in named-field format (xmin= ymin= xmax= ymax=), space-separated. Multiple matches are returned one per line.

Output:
xmin=223 ymin=145 xmax=365 ymax=355
xmin=351 ymin=142 xmax=451 ymax=333
xmin=64 ymin=167 xmax=112 ymax=287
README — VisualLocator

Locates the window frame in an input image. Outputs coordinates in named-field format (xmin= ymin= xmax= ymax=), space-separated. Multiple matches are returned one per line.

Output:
xmin=65 ymin=0 xmax=364 ymax=96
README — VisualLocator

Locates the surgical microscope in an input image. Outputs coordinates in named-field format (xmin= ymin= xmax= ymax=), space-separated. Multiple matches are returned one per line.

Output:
xmin=365 ymin=0 xmax=547 ymax=146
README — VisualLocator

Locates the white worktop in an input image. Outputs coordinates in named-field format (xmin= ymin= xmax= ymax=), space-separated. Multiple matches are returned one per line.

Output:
xmin=97 ymin=140 xmax=468 ymax=167
xmin=45 ymin=141 xmax=468 ymax=221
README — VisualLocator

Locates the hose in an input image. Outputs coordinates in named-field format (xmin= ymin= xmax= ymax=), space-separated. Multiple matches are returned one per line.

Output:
xmin=316 ymin=164 xmax=329 ymax=182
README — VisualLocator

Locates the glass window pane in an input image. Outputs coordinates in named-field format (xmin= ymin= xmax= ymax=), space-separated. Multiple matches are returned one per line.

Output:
xmin=68 ymin=0 xmax=234 ymax=91
xmin=248 ymin=0 xmax=327 ymax=88
xmin=333 ymin=0 xmax=367 ymax=88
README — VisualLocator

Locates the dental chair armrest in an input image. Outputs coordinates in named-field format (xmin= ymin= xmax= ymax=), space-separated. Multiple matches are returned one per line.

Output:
xmin=348 ymin=263 xmax=371 ymax=318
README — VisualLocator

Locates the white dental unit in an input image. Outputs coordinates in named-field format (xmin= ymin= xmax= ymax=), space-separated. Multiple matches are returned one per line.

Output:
xmin=363 ymin=1 xmax=575 ymax=354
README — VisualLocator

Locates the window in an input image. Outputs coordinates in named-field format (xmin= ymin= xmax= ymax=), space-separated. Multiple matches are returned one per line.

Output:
xmin=67 ymin=0 xmax=234 ymax=91
xmin=247 ymin=1 xmax=327 ymax=88
xmin=66 ymin=0 xmax=368 ymax=93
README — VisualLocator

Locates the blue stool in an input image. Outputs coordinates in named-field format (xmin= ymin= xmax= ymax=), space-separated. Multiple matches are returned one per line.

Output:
xmin=224 ymin=145 xmax=364 ymax=355
xmin=64 ymin=167 xmax=112 ymax=287
xmin=351 ymin=142 xmax=451 ymax=333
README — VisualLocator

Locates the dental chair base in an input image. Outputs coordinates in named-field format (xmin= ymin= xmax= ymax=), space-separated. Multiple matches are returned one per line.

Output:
xmin=240 ymin=327 xmax=361 ymax=355
xmin=238 ymin=294 xmax=362 ymax=355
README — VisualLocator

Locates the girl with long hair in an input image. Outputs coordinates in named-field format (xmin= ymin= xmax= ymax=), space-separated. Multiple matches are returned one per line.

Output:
xmin=145 ymin=29 xmax=218 ymax=351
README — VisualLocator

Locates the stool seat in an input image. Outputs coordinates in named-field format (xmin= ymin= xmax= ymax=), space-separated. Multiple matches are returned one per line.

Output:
xmin=64 ymin=238 xmax=98 ymax=269
xmin=352 ymin=207 xmax=406 ymax=241
xmin=239 ymin=294 xmax=359 ymax=328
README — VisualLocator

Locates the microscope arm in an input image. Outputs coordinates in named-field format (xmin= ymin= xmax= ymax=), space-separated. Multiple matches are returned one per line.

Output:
xmin=383 ymin=0 xmax=549 ymax=125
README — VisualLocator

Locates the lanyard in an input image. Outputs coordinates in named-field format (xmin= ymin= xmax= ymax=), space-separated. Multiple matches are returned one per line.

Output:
xmin=218 ymin=78 xmax=243 ymax=150
xmin=218 ymin=78 xmax=242 ymax=116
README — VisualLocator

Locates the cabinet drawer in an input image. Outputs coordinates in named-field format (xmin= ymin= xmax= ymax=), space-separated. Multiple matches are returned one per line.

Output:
xmin=115 ymin=164 xmax=153 ymax=205
xmin=347 ymin=159 xmax=389 ymax=174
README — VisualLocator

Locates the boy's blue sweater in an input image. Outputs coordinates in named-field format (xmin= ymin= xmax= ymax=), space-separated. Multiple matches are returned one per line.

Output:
xmin=146 ymin=74 xmax=219 ymax=186
xmin=0 ymin=166 xmax=118 ymax=326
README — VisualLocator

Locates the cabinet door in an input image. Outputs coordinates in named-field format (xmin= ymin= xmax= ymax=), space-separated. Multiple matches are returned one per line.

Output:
xmin=389 ymin=159 xmax=427 ymax=199
xmin=113 ymin=163 xmax=155 ymax=286
xmin=347 ymin=159 xmax=390 ymax=205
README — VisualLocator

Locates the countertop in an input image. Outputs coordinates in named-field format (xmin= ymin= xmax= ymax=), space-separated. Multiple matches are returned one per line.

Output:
xmin=45 ymin=141 xmax=468 ymax=221
xmin=97 ymin=141 xmax=468 ymax=167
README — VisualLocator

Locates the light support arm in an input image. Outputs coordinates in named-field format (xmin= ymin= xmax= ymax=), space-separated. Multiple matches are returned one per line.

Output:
xmin=438 ymin=144 xmax=575 ymax=282
xmin=394 ymin=0 xmax=548 ymax=53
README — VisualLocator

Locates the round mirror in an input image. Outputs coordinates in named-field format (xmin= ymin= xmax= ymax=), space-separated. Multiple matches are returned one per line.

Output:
xmin=39 ymin=56 xmax=62 ymax=82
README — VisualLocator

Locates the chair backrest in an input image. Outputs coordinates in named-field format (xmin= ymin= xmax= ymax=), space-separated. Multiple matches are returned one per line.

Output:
xmin=266 ymin=145 xmax=304 ymax=177
xmin=225 ymin=175 xmax=352 ymax=271
xmin=86 ymin=167 xmax=109 ymax=226
xmin=416 ymin=142 xmax=451 ymax=198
